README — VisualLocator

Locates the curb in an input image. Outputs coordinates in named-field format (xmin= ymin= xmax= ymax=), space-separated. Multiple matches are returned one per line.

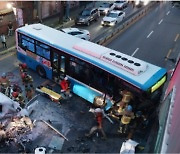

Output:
xmin=56 ymin=19 xmax=75 ymax=29
xmin=0 ymin=46 xmax=16 ymax=56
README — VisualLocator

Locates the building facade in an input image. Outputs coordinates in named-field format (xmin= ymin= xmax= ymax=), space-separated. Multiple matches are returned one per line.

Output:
xmin=0 ymin=1 xmax=80 ymax=35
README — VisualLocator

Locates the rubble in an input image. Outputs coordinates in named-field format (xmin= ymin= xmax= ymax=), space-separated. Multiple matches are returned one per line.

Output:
xmin=0 ymin=92 xmax=34 ymax=151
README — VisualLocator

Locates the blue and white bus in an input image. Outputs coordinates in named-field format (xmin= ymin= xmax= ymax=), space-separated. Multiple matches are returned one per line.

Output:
xmin=16 ymin=24 xmax=167 ymax=110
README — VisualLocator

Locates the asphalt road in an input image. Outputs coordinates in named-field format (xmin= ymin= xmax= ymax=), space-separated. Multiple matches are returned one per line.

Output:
xmin=73 ymin=2 xmax=138 ymax=40
xmin=107 ymin=1 xmax=180 ymax=68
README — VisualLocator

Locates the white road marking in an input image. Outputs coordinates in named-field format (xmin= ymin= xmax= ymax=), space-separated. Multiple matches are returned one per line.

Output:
xmin=166 ymin=11 xmax=170 ymax=15
xmin=147 ymin=31 xmax=154 ymax=38
xmin=158 ymin=19 xmax=163 ymax=25
xmin=172 ymin=5 xmax=174 ymax=8
xmin=174 ymin=34 xmax=179 ymax=42
xmin=131 ymin=48 xmax=139 ymax=56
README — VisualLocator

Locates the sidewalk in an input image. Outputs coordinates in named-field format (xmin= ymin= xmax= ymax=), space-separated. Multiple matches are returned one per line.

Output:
xmin=0 ymin=2 xmax=93 ymax=56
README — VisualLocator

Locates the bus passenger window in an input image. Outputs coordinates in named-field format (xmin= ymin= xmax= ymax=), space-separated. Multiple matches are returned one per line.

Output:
xmin=36 ymin=42 xmax=50 ymax=60
xmin=21 ymin=35 xmax=35 ymax=52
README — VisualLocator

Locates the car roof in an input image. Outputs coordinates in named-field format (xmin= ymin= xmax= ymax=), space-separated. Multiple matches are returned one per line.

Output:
xmin=109 ymin=10 xmax=123 ymax=14
xmin=61 ymin=28 xmax=80 ymax=33
xmin=115 ymin=0 xmax=127 ymax=3
xmin=100 ymin=2 xmax=112 ymax=7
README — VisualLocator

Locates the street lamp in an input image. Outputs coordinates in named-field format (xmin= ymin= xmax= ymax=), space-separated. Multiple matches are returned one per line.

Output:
xmin=6 ymin=2 xmax=17 ymax=17
xmin=7 ymin=3 xmax=13 ymax=9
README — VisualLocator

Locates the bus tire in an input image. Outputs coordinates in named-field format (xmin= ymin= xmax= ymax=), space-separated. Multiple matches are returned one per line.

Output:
xmin=37 ymin=66 xmax=46 ymax=78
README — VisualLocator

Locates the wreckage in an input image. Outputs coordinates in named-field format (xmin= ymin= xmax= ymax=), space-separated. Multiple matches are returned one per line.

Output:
xmin=0 ymin=92 xmax=33 ymax=150
xmin=0 ymin=92 xmax=68 ymax=153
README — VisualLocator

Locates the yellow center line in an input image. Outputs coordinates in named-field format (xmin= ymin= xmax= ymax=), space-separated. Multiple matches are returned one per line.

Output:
xmin=174 ymin=34 xmax=179 ymax=42
xmin=165 ymin=49 xmax=172 ymax=61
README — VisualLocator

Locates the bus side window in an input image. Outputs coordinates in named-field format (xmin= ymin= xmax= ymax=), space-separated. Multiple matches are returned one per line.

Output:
xmin=36 ymin=42 xmax=50 ymax=60
xmin=21 ymin=35 xmax=35 ymax=52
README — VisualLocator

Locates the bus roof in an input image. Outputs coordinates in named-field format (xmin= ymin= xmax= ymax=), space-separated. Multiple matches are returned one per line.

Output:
xmin=16 ymin=24 xmax=167 ymax=91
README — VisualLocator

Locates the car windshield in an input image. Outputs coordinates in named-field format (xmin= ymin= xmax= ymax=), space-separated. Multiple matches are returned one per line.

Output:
xmin=107 ymin=13 xmax=118 ymax=18
xmin=100 ymin=3 xmax=110 ymax=8
xmin=81 ymin=10 xmax=91 ymax=16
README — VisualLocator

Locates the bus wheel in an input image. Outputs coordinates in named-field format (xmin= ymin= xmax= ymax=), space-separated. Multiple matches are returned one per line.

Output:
xmin=37 ymin=66 xmax=46 ymax=78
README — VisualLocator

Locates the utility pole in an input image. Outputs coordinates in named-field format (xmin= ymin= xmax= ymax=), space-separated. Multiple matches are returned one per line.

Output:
xmin=66 ymin=1 xmax=70 ymax=20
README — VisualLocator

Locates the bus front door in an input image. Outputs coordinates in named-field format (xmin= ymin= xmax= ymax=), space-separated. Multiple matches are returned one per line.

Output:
xmin=51 ymin=50 xmax=66 ymax=82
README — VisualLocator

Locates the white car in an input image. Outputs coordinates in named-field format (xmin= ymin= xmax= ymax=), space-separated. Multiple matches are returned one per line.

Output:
xmin=101 ymin=10 xmax=125 ymax=26
xmin=60 ymin=28 xmax=90 ymax=41
xmin=98 ymin=2 xmax=115 ymax=15
xmin=114 ymin=0 xmax=128 ymax=10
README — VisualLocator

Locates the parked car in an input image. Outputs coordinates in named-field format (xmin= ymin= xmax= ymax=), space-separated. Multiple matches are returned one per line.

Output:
xmin=75 ymin=8 xmax=100 ymax=26
xmin=114 ymin=0 xmax=128 ymax=10
xmin=101 ymin=10 xmax=125 ymax=26
xmin=98 ymin=2 xmax=115 ymax=15
xmin=60 ymin=28 xmax=90 ymax=40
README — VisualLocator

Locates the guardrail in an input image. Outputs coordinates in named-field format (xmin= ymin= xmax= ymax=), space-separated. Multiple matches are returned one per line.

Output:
xmin=93 ymin=2 xmax=157 ymax=46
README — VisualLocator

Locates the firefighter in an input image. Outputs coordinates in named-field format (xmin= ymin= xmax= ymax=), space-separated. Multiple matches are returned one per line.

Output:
xmin=12 ymin=84 xmax=22 ymax=93
xmin=25 ymin=87 xmax=34 ymax=101
xmin=120 ymin=90 xmax=133 ymax=104
xmin=60 ymin=76 xmax=72 ymax=98
xmin=118 ymin=105 xmax=135 ymax=134
xmin=11 ymin=90 xmax=19 ymax=101
xmin=21 ymin=72 xmax=34 ymax=89
xmin=116 ymin=101 xmax=128 ymax=115
xmin=19 ymin=63 xmax=27 ymax=73
xmin=85 ymin=108 xmax=107 ymax=139
xmin=16 ymin=94 xmax=25 ymax=108
xmin=0 ymin=73 xmax=10 ymax=94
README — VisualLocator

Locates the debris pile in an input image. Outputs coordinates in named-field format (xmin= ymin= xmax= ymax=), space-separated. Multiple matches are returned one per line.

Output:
xmin=0 ymin=92 xmax=33 ymax=151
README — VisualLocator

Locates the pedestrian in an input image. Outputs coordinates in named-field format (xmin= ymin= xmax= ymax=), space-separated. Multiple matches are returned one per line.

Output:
xmin=85 ymin=107 xmax=107 ymax=139
xmin=1 ymin=33 xmax=7 ymax=48
xmin=60 ymin=76 xmax=72 ymax=98
xmin=8 ymin=21 xmax=13 ymax=36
